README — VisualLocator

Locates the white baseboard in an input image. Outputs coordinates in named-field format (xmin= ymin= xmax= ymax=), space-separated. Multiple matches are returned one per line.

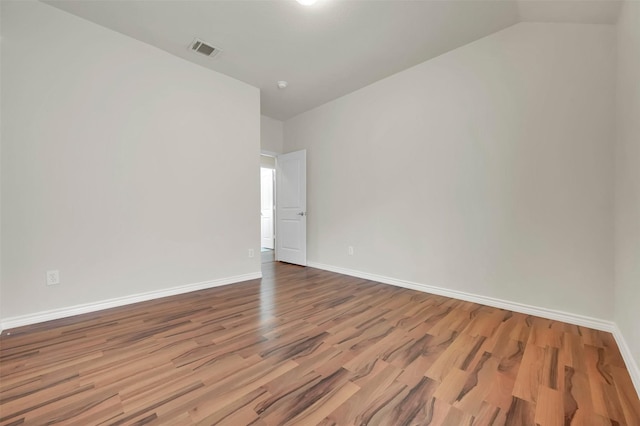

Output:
xmin=307 ymin=262 xmax=615 ymax=332
xmin=612 ymin=325 xmax=640 ymax=398
xmin=0 ymin=272 xmax=262 ymax=331
xmin=308 ymin=261 xmax=640 ymax=397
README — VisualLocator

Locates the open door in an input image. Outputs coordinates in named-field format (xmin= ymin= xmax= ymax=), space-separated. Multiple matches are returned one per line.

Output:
xmin=276 ymin=150 xmax=306 ymax=266
xmin=260 ymin=168 xmax=275 ymax=249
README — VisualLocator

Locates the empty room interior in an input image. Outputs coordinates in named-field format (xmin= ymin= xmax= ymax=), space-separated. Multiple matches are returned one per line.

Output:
xmin=1 ymin=0 xmax=639 ymax=424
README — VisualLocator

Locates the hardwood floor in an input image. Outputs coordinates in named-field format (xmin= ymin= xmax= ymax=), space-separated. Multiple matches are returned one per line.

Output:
xmin=1 ymin=262 xmax=639 ymax=425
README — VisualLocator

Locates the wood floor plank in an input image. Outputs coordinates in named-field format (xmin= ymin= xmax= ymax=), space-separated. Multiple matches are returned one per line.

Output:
xmin=505 ymin=396 xmax=536 ymax=425
xmin=473 ymin=401 xmax=504 ymax=426
xmin=454 ymin=353 xmax=501 ymax=417
xmin=611 ymin=365 xmax=640 ymax=425
xmin=1 ymin=261 xmax=638 ymax=425
xmin=512 ymin=342 xmax=545 ymax=403
xmin=434 ymin=367 xmax=469 ymax=404
xmin=324 ymin=362 xmax=401 ymax=425
xmin=485 ymin=371 xmax=516 ymax=412
xmin=534 ymin=386 xmax=563 ymax=426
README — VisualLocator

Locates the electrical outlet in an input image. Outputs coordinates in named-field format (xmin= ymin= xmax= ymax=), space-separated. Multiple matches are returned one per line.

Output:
xmin=348 ymin=246 xmax=354 ymax=256
xmin=248 ymin=249 xmax=255 ymax=258
xmin=46 ymin=270 xmax=60 ymax=286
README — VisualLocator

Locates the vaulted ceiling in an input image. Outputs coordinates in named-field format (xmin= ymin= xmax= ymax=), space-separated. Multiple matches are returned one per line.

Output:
xmin=45 ymin=0 xmax=621 ymax=120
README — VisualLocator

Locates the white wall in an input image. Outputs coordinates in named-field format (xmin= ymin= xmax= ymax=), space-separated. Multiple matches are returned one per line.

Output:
xmin=0 ymin=1 xmax=261 ymax=321
xmin=615 ymin=0 xmax=640 ymax=376
xmin=261 ymin=115 xmax=284 ymax=154
xmin=284 ymin=22 xmax=615 ymax=320
xmin=0 ymin=0 xmax=3 ymax=326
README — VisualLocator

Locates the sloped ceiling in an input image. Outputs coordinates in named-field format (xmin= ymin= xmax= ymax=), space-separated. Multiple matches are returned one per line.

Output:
xmin=44 ymin=0 xmax=621 ymax=120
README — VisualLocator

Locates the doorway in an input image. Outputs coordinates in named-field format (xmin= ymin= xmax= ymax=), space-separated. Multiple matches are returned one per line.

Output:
xmin=260 ymin=150 xmax=307 ymax=266
xmin=260 ymin=155 xmax=275 ymax=263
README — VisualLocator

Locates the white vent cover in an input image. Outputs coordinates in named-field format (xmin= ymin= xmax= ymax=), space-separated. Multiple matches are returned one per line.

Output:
xmin=188 ymin=38 xmax=222 ymax=58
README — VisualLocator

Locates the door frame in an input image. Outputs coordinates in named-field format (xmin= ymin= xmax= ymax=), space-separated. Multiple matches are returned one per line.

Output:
xmin=260 ymin=151 xmax=278 ymax=260
xmin=260 ymin=167 xmax=275 ymax=250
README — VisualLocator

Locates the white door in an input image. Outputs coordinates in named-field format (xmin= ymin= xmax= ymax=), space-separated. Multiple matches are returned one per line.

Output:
xmin=260 ymin=168 xmax=274 ymax=249
xmin=276 ymin=150 xmax=306 ymax=266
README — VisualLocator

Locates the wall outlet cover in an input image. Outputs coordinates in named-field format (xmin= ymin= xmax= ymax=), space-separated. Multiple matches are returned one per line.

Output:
xmin=46 ymin=270 xmax=60 ymax=285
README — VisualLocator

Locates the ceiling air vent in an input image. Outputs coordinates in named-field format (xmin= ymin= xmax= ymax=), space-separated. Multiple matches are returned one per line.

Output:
xmin=188 ymin=38 xmax=222 ymax=58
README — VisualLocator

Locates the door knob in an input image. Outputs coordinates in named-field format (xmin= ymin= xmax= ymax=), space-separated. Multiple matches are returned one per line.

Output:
xmin=297 ymin=212 xmax=306 ymax=216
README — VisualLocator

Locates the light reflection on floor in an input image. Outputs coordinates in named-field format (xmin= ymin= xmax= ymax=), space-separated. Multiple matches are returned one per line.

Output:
xmin=259 ymin=258 xmax=275 ymax=325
